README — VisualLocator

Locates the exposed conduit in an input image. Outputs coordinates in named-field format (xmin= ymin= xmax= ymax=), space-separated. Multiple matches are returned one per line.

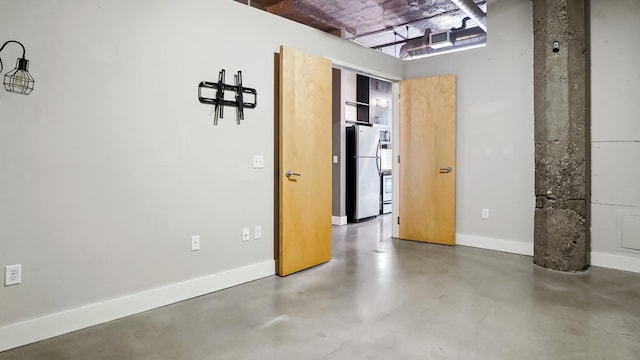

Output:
xmin=450 ymin=0 xmax=487 ymax=33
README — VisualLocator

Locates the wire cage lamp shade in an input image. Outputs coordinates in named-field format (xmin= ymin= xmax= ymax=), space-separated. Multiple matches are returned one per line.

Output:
xmin=3 ymin=58 xmax=34 ymax=95
xmin=0 ymin=40 xmax=35 ymax=95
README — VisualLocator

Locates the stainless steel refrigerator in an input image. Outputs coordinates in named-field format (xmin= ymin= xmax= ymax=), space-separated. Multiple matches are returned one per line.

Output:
xmin=346 ymin=125 xmax=381 ymax=222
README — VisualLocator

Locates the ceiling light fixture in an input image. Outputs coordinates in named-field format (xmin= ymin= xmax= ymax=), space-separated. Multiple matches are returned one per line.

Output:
xmin=0 ymin=40 xmax=35 ymax=95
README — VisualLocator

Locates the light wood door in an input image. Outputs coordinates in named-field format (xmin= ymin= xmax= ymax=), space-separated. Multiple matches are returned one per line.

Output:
xmin=278 ymin=45 xmax=332 ymax=276
xmin=399 ymin=75 xmax=456 ymax=245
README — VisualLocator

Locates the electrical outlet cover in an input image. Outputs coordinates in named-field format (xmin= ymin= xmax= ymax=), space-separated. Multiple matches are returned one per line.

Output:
xmin=252 ymin=155 xmax=265 ymax=169
xmin=5 ymin=264 xmax=22 ymax=286
xmin=254 ymin=226 xmax=262 ymax=240
xmin=242 ymin=228 xmax=250 ymax=241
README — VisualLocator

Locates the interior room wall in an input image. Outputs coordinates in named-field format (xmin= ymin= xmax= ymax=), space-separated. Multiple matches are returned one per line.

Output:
xmin=404 ymin=0 xmax=535 ymax=254
xmin=0 ymin=0 xmax=404 ymax=350
xmin=590 ymin=0 xmax=640 ymax=272
xmin=331 ymin=69 xmax=346 ymax=222
xmin=3 ymin=0 xmax=638 ymax=352
xmin=405 ymin=0 xmax=640 ymax=273
xmin=331 ymin=69 xmax=358 ymax=223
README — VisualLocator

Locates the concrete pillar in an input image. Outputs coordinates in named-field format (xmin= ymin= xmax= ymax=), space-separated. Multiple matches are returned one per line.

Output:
xmin=533 ymin=0 xmax=590 ymax=271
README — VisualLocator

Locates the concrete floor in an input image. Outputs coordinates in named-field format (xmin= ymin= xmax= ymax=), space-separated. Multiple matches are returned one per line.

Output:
xmin=2 ymin=215 xmax=640 ymax=359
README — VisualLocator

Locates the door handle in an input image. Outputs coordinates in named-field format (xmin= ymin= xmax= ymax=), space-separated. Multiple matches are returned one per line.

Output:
xmin=286 ymin=170 xmax=301 ymax=178
xmin=439 ymin=167 xmax=452 ymax=173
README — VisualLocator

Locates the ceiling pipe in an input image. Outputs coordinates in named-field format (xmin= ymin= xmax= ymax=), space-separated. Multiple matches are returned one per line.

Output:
xmin=346 ymin=18 xmax=425 ymax=41
xmin=450 ymin=0 xmax=487 ymax=33
xmin=346 ymin=4 xmax=480 ymax=41
xmin=372 ymin=35 xmax=421 ymax=50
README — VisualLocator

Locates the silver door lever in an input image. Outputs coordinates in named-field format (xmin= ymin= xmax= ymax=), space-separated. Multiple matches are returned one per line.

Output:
xmin=286 ymin=170 xmax=301 ymax=178
xmin=439 ymin=167 xmax=452 ymax=173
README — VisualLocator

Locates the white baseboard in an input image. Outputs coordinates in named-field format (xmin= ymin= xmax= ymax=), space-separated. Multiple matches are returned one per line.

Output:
xmin=456 ymin=234 xmax=640 ymax=274
xmin=456 ymin=233 xmax=534 ymax=256
xmin=590 ymin=252 xmax=640 ymax=274
xmin=332 ymin=216 xmax=347 ymax=226
xmin=0 ymin=260 xmax=275 ymax=352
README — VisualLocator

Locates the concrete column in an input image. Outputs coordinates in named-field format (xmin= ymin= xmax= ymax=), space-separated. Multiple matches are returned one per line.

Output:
xmin=533 ymin=0 xmax=590 ymax=271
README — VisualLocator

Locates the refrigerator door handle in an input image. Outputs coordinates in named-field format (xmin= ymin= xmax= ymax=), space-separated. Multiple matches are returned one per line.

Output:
xmin=376 ymin=140 xmax=382 ymax=175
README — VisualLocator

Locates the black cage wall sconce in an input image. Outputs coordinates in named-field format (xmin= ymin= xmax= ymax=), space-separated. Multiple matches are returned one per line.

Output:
xmin=0 ymin=40 xmax=35 ymax=95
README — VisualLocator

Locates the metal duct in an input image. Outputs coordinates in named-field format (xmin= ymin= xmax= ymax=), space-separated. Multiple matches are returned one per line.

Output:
xmin=399 ymin=26 xmax=486 ymax=60
xmin=450 ymin=0 xmax=487 ymax=33
xmin=403 ymin=28 xmax=431 ymax=56
xmin=453 ymin=26 xmax=486 ymax=42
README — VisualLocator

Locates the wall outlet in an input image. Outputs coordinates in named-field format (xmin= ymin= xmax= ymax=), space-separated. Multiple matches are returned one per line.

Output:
xmin=254 ymin=225 xmax=262 ymax=240
xmin=5 ymin=264 xmax=22 ymax=286
xmin=482 ymin=209 xmax=490 ymax=219
xmin=242 ymin=228 xmax=250 ymax=241
xmin=191 ymin=235 xmax=201 ymax=251
xmin=252 ymin=155 xmax=265 ymax=169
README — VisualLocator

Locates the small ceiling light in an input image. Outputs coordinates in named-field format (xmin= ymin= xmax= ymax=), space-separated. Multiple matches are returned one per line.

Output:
xmin=0 ymin=40 xmax=35 ymax=95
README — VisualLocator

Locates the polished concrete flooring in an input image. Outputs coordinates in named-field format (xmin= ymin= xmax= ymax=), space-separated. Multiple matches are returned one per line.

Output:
xmin=2 ymin=215 xmax=640 ymax=359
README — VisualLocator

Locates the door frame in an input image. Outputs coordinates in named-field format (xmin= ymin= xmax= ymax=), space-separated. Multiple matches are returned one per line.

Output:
xmin=328 ymin=62 xmax=401 ymax=233
xmin=310 ymin=63 xmax=456 ymax=243
xmin=275 ymin=56 xmax=402 ymax=268
xmin=391 ymin=81 xmax=400 ymax=239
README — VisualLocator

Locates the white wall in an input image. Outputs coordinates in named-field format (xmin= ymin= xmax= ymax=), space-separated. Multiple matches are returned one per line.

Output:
xmin=0 ymin=0 xmax=403 ymax=350
xmin=2 ymin=0 xmax=638 ymax=351
xmin=404 ymin=0 xmax=640 ymax=273
xmin=590 ymin=0 xmax=640 ymax=272
xmin=405 ymin=0 xmax=535 ymax=254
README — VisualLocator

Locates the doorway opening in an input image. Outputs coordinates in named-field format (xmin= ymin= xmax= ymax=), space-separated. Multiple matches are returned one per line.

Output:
xmin=331 ymin=67 xmax=398 ymax=236
xmin=276 ymin=46 xmax=456 ymax=277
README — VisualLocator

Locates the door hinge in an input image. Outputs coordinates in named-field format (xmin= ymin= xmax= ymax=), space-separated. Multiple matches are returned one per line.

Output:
xmin=397 ymin=216 xmax=400 ymax=225
xmin=397 ymin=155 xmax=400 ymax=164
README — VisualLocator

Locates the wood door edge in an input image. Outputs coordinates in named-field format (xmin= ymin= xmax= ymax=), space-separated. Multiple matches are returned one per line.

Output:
xmin=278 ymin=258 xmax=331 ymax=277
xmin=275 ymin=50 xmax=283 ymax=276
xmin=396 ymin=237 xmax=456 ymax=246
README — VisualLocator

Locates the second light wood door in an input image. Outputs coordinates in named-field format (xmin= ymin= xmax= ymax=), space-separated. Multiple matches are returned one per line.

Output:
xmin=399 ymin=75 xmax=457 ymax=245
xmin=278 ymin=45 xmax=332 ymax=276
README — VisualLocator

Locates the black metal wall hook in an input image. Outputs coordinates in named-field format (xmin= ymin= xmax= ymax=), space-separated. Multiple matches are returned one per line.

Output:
xmin=198 ymin=69 xmax=257 ymax=125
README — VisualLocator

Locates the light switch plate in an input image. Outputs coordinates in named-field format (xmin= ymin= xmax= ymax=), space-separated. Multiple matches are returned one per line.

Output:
xmin=191 ymin=235 xmax=201 ymax=251
xmin=254 ymin=226 xmax=262 ymax=240
xmin=242 ymin=228 xmax=250 ymax=241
